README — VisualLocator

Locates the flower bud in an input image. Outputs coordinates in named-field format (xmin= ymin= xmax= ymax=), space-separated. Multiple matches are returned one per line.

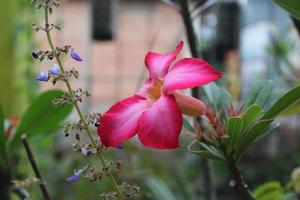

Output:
xmin=71 ymin=48 xmax=83 ymax=62
xmin=36 ymin=71 xmax=49 ymax=82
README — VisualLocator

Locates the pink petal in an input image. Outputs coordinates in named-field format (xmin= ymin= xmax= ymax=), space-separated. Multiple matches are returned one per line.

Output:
xmin=98 ymin=95 xmax=150 ymax=147
xmin=145 ymin=41 xmax=183 ymax=80
xmin=174 ymin=91 xmax=206 ymax=116
xmin=163 ymin=58 xmax=221 ymax=94
xmin=136 ymin=79 xmax=151 ymax=97
xmin=137 ymin=95 xmax=183 ymax=149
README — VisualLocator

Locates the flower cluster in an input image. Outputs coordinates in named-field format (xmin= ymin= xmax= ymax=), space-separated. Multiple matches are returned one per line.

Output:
xmin=35 ymin=48 xmax=82 ymax=83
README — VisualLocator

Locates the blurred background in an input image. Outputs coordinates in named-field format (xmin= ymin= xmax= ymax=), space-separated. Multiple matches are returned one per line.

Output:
xmin=1 ymin=0 xmax=300 ymax=199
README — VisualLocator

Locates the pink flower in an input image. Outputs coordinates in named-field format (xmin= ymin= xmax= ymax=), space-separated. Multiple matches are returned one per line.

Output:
xmin=97 ymin=41 xmax=221 ymax=149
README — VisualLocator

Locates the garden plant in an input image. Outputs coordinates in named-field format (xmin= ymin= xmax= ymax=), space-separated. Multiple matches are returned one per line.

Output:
xmin=1 ymin=0 xmax=300 ymax=200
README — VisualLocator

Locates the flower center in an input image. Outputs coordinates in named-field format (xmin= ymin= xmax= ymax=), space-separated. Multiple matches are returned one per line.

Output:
xmin=147 ymin=78 xmax=163 ymax=100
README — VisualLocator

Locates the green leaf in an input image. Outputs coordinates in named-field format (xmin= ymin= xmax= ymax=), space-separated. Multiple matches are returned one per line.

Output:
xmin=254 ymin=181 xmax=282 ymax=200
xmin=246 ymin=80 xmax=275 ymax=108
xmin=145 ymin=177 xmax=177 ymax=200
xmin=256 ymin=122 xmax=280 ymax=142
xmin=262 ymin=85 xmax=300 ymax=120
xmin=0 ymin=103 xmax=7 ymax=166
xmin=238 ymin=119 xmax=273 ymax=155
xmin=204 ymin=82 xmax=232 ymax=116
xmin=224 ymin=117 xmax=243 ymax=154
xmin=192 ymin=142 xmax=225 ymax=161
xmin=8 ymin=90 xmax=73 ymax=152
xmin=241 ymin=105 xmax=263 ymax=132
xmin=191 ymin=150 xmax=224 ymax=161
xmin=183 ymin=117 xmax=194 ymax=133
xmin=273 ymin=0 xmax=300 ymax=20
xmin=279 ymin=101 xmax=300 ymax=116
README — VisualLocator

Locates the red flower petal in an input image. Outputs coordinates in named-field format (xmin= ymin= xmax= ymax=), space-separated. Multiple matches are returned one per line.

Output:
xmin=137 ymin=94 xmax=183 ymax=149
xmin=163 ymin=58 xmax=221 ymax=94
xmin=145 ymin=41 xmax=183 ymax=80
xmin=98 ymin=95 xmax=150 ymax=147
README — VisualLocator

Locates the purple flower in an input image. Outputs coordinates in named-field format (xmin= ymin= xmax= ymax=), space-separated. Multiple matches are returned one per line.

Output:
xmin=49 ymin=64 xmax=60 ymax=76
xmin=66 ymin=169 xmax=83 ymax=182
xmin=116 ymin=145 xmax=123 ymax=149
xmin=71 ymin=48 xmax=83 ymax=62
xmin=80 ymin=147 xmax=94 ymax=156
xmin=36 ymin=71 xmax=49 ymax=82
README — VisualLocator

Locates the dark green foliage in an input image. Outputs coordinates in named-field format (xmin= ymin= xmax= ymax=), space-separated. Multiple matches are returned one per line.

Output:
xmin=7 ymin=90 xmax=73 ymax=153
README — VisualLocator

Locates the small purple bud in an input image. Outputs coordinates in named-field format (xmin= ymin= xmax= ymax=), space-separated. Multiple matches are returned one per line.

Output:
xmin=36 ymin=71 xmax=49 ymax=82
xmin=66 ymin=174 xmax=80 ymax=182
xmin=32 ymin=50 xmax=42 ymax=59
xmin=49 ymin=64 xmax=60 ymax=76
xmin=116 ymin=144 xmax=123 ymax=149
xmin=81 ymin=147 xmax=93 ymax=156
xmin=71 ymin=48 xmax=83 ymax=62
xmin=66 ymin=170 xmax=82 ymax=182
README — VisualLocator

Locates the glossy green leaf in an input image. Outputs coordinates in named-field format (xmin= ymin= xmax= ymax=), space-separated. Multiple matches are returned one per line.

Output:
xmin=262 ymin=85 xmax=300 ymax=120
xmin=0 ymin=103 xmax=6 ymax=166
xmin=145 ymin=177 xmax=176 ymax=200
xmin=8 ymin=90 xmax=73 ymax=152
xmin=273 ymin=0 xmax=300 ymax=20
xmin=246 ymin=80 xmax=274 ymax=108
xmin=241 ymin=105 xmax=263 ymax=132
xmin=238 ymin=119 xmax=273 ymax=155
xmin=225 ymin=117 xmax=243 ymax=154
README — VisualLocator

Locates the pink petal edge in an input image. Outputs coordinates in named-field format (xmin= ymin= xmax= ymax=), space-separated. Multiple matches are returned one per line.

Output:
xmin=163 ymin=58 xmax=221 ymax=94
xmin=98 ymin=95 xmax=150 ymax=147
xmin=137 ymin=94 xmax=183 ymax=149
xmin=145 ymin=41 xmax=184 ymax=80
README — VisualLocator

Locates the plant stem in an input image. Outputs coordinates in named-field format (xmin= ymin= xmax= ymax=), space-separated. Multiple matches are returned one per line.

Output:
xmin=43 ymin=8 xmax=124 ymax=199
xmin=21 ymin=135 xmax=52 ymax=200
xmin=227 ymin=161 xmax=256 ymax=200
xmin=220 ymin=143 xmax=255 ymax=200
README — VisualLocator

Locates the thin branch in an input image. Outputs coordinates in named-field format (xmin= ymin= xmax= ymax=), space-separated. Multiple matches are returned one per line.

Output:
xmin=21 ymin=135 xmax=52 ymax=200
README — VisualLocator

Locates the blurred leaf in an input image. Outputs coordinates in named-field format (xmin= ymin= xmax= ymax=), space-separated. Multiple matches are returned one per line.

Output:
xmin=8 ymin=90 xmax=73 ymax=152
xmin=191 ymin=150 xmax=224 ymax=161
xmin=225 ymin=117 xmax=243 ymax=154
xmin=145 ymin=177 xmax=177 ymax=200
xmin=183 ymin=117 xmax=194 ymax=133
xmin=281 ymin=193 xmax=296 ymax=200
xmin=191 ymin=142 xmax=225 ymax=161
xmin=256 ymin=122 xmax=280 ymax=141
xmin=280 ymin=101 xmax=300 ymax=117
xmin=241 ymin=105 xmax=263 ymax=132
xmin=254 ymin=181 xmax=282 ymax=200
xmin=0 ymin=103 xmax=6 ymax=166
xmin=204 ymin=82 xmax=232 ymax=119
xmin=238 ymin=119 xmax=273 ymax=156
xmin=246 ymin=80 xmax=275 ymax=108
xmin=262 ymin=85 xmax=300 ymax=120
xmin=273 ymin=0 xmax=300 ymax=20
